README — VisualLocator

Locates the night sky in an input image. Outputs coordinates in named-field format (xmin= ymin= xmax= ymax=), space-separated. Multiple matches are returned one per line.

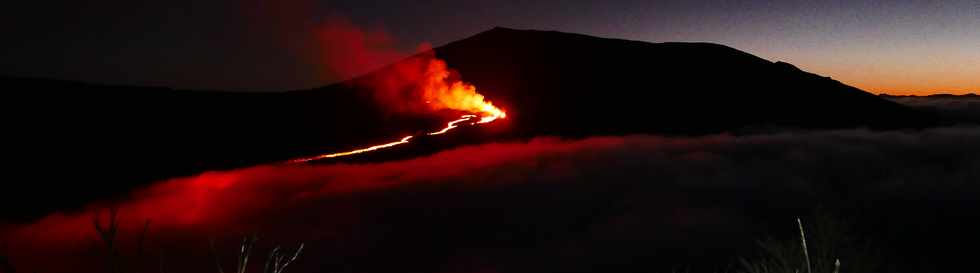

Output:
xmin=2 ymin=0 xmax=977 ymax=95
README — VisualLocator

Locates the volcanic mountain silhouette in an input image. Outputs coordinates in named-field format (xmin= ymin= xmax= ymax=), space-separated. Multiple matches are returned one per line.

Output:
xmin=3 ymin=27 xmax=937 ymax=220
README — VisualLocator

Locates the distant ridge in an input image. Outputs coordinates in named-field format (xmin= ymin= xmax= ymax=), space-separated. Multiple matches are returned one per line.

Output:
xmin=880 ymin=93 xmax=978 ymax=98
xmin=880 ymin=93 xmax=980 ymax=125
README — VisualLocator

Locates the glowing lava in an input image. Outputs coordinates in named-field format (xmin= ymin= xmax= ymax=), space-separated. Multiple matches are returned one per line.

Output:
xmin=291 ymin=108 xmax=504 ymax=163
xmin=429 ymin=115 xmax=476 ymax=135
xmin=291 ymin=136 xmax=414 ymax=163
xmin=290 ymin=57 xmax=507 ymax=163
xmin=290 ymin=111 xmax=501 ymax=163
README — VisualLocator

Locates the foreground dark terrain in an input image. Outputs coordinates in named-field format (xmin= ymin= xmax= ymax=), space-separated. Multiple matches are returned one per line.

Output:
xmin=3 ymin=28 xmax=977 ymax=273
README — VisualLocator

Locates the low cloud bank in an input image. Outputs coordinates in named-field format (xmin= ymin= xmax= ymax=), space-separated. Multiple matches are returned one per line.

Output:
xmin=885 ymin=95 xmax=980 ymax=123
xmin=3 ymin=127 xmax=980 ymax=273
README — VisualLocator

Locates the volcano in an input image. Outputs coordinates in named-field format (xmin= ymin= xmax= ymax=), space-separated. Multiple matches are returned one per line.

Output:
xmin=3 ymin=27 xmax=937 ymax=221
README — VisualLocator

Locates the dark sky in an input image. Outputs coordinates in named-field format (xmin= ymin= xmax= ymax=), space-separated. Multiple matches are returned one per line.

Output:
xmin=2 ymin=0 xmax=977 ymax=94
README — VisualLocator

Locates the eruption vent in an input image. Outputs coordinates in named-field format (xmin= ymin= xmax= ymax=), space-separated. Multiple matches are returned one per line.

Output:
xmin=291 ymin=56 xmax=505 ymax=163
xmin=420 ymin=59 xmax=507 ymax=120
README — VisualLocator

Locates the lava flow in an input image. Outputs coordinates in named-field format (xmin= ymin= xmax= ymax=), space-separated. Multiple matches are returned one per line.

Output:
xmin=429 ymin=115 xmax=476 ymax=135
xmin=290 ymin=57 xmax=506 ymax=163
xmin=290 ymin=112 xmax=502 ymax=163
xmin=290 ymin=136 xmax=414 ymax=162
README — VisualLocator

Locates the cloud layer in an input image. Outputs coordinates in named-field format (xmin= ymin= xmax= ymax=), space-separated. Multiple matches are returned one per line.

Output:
xmin=3 ymin=128 xmax=980 ymax=273
xmin=885 ymin=95 xmax=980 ymax=123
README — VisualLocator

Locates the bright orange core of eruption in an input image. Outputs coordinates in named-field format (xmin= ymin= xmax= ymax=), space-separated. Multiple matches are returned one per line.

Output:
xmin=420 ymin=60 xmax=507 ymax=121
xmin=291 ymin=59 xmax=506 ymax=163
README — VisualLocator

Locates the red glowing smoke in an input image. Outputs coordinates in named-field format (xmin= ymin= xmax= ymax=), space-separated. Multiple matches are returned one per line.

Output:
xmin=294 ymin=18 xmax=505 ymax=161
xmin=0 ymin=137 xmax=636 ymax=273
xmin=316 ymin=16 xmax=409 ymax=81
xmin=316 ymin=16 xmax=503 ymax=117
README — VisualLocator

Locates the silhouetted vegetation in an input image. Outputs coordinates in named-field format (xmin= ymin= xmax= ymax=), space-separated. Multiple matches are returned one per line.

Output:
xmin=739 ymin=212 xmax=879 ymax=273
xmin=187 ymin=235 xmax=305 ymax=273
xmin=85 ymin=208 xmax=304 ymax=273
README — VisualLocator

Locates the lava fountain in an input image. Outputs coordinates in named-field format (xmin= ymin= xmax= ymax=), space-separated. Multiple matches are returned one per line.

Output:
xmin=290 ymin=57 xmax=506 ymax=163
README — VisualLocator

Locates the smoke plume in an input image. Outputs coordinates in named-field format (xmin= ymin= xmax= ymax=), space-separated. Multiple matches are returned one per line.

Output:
xmin=317 ymin=17 xmax=502 ymax=117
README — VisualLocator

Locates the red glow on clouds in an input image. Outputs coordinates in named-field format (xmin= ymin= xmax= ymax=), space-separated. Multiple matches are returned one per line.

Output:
xmin=5 ymin=128 xmax=980 ymax=272
xmin=0 ymin=137 xmax=633 ymax=272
